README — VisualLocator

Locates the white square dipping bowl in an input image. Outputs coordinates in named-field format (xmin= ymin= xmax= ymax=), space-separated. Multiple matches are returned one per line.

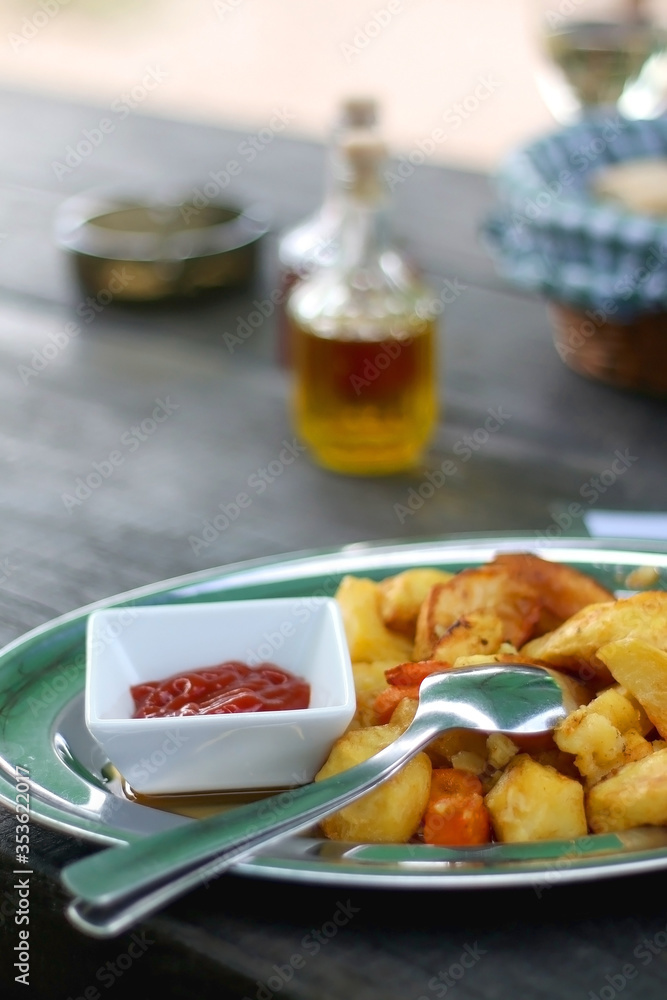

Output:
xmin=85 ymin=597 xmax=355 ymax=795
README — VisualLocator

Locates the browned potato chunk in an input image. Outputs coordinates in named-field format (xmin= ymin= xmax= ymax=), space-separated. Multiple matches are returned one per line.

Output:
xmin=597 ymin=637 xmax=667 ymax=739
xmin=314 ymin=724 xmax=431 ymax=843
xmin=581 ymin=684 xmax=652 ymax=735
xmin=530 ymin=748 xmax=581 ymax=781
xmin=492 ymin=552 xmax=614 ymax=632
xmin=622 ymin=729 xmax=656 ymax=765
xmin=335 ymin=576 xmax=413 ymax=664
xmin=555 ymin=680 xmax=655 ymax=786
xmin=485 ymin=754 xmax=587 ymax=841
xmin=554 ymin=708 xmax=652 ymax=786
xmin=587 ymin=748 xmax=667 ymax=833
xmin=451 ymin=651 xmax=519 ymax=668
xmin=378 ymin=568 xmax=454 ymax=635
xmin=521 ymin=592 xmax=667 ymax=685
xmin=430 ymin=611 xmax=505 ymax=664
xmin=486 ymin=733 xmax=519 ymax=770
xmin=414 ymin=564 xmax=541 ymax=659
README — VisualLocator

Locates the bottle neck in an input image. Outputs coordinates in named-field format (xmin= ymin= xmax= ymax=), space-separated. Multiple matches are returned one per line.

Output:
xmin=323 ymin=103 xmax=378 ymax=205
xmin=337 ymin=192 xmax=390 ymax=271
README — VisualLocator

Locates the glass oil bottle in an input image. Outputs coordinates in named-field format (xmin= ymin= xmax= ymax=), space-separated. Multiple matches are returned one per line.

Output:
xmin=286 ymin=132 xmax=439 ymax=476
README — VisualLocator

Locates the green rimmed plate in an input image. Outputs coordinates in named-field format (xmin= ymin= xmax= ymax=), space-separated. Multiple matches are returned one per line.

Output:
xmin=3 ymin=534 xmax=667 ymax=890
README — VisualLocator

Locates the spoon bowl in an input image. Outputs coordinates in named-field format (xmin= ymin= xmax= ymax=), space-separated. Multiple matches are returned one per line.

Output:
xmin=62 ymin=662 xmax=568 ymax=937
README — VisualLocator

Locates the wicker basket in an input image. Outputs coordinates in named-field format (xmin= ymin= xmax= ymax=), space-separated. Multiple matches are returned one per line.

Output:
xmin=548 ymin=302 xmax=667 ymax=396
xmin=484 ymin=114 xmax=667 ymax=397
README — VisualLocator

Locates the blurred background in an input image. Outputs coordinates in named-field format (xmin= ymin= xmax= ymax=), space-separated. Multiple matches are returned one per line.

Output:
xmin=0 ymin=0 xmax=557 ymax=172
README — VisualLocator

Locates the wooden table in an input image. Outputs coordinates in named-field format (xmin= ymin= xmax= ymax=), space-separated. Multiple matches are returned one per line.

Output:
xmin=1 ymin=88 xmax=667 ymax=1000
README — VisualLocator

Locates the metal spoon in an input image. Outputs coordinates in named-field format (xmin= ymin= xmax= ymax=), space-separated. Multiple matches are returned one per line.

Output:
xmin=61 ymin=663 xmax=567 ymax=937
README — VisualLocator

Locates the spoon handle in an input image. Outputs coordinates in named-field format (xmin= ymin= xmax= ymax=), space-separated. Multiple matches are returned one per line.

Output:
xmin=62 ymin=712 xmax=446 ymax=937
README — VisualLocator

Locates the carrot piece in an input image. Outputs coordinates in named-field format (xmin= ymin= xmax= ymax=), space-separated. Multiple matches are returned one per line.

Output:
xmin=373 ymin=685 xmax=419 ymax=724
xmin=385 ymin=660 xmax=445 ymax=687
xmin=376 ymin=660 xmax=451 ymax=725
xmin=422 ymin=768 xmax=491 ymax=846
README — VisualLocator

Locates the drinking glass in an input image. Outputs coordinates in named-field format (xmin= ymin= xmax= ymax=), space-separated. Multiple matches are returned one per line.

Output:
xmin=532 ymin=0 xmax=667 ymax=121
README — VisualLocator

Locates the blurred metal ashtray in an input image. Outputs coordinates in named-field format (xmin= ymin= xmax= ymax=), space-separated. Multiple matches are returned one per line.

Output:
xmin=55 ymin=191 xmax=271 ymax=301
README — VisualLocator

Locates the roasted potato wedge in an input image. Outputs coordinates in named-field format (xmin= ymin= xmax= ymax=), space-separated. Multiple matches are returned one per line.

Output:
xmin=555 ymin=707 xmax=652 ymax=787
xmin=521 ymin=591 xmax=667 ymax=685
xmin=485 ymin=754 xmax=587 ymax=842
xmin=492 ymin=552 xmax=615 ymax=632
xmin=413 ymin=564 xmax=542 ymax=660
xmin=314 ymin=724 xmax=431 ymax=843
xmin=580 ymin=683 xmax=653 ymax=736
xmin=430 ymin=611 xmax=505 ymax=664
xmin=335 ymin=575 xmax=413 ymax=664
xmin=597 ymin=637 xmax=667 ymax=739
xmin=586 ymin=748 xmax=667 ymax=833
xmin=378 ymin=568 xmax=454 ymax=636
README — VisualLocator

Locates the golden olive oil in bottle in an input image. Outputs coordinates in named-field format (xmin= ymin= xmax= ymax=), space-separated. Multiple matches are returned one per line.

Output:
xmin=287 ymin=132 xmax=439 ymax=475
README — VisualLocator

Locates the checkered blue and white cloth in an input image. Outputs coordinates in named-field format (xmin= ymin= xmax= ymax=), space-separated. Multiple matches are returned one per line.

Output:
xmin=484 ymin=113 xmax=667 ymax=322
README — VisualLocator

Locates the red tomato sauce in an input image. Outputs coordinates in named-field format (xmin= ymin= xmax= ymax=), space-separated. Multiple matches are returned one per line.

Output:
xmin=130 ymin=661 xmax=310 ymax=718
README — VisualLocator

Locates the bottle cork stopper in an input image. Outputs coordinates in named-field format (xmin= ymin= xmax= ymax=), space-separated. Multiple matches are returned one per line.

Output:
xmin=339 ymin=97 xmax=379 ymax=129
